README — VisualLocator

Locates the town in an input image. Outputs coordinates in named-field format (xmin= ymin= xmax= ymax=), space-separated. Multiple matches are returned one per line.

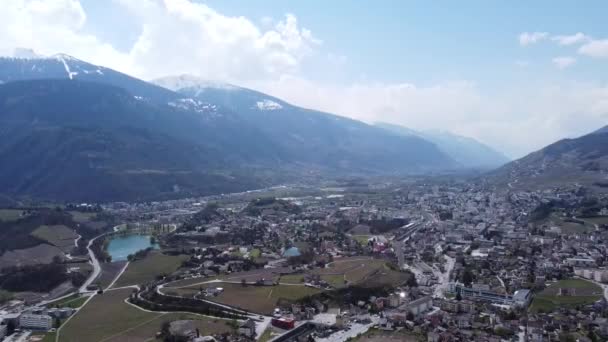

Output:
xmin=2 ymin=178 xmax=608 ymax=342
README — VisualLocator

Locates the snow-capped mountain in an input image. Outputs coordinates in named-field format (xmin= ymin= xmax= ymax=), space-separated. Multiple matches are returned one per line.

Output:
xmin=0 ymin=55 xmax=457 ymax=201
xmin=0 ymin=52 xmax=177 ymax=104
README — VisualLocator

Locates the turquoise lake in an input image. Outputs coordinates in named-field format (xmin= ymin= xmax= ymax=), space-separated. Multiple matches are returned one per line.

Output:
xmin=106 ymin=235 xmax=158 ymax=261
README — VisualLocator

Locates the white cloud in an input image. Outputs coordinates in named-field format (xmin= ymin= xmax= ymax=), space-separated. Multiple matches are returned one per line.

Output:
xmin=579 ymin=39 xmax=608 ymax=58
xmin=0 ymin=0 xmax=321 ymax=80
xmin=0 ymin=0 xmax=130 ymax=68
xmin=551 ymin=32 xmax=590 ymax=45
xmin=552 ymin=56 xmax=576 ymax=69
xmin=519 ymin=32 xmax=549 ymax=46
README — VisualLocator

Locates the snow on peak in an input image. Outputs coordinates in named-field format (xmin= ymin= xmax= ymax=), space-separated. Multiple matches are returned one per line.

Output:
xmin=255 ymin=99 xmax=283 ymax=111
xmin=153 ymin=75 xmax=238 ymax=92
xmin=168 ymin=98 xmax=218 ymax=114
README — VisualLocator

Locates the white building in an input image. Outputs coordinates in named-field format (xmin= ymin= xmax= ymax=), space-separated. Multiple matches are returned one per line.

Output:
xmin=19 ymin=313 xmax=53 ymax=330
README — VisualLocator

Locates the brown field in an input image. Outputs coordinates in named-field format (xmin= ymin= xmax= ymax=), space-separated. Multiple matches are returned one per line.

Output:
xmin=31 ymin=225 xmax=78 ymax=253
xmin=0 ymin=244 xmax=64 ymax=268
xmin=113 ymin=251 xmax=188 ymax=288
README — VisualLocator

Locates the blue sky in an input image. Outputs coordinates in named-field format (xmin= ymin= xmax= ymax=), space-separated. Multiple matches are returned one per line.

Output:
xmin=81 ymin=0 xmax=608 ymax=85
xmin=2 ymin=0 xmax=608 ymax=157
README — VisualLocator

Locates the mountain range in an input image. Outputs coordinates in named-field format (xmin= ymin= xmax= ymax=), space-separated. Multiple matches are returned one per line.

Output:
xmin=0 ymin=54 xmax=471 ymax=202
xmin=488 ymin=126 xmax=608 ymax=190
xmin=374 ymin=122 xmax=509 ymax=169
xmin=1 ymin=52 xmax=605 ymax=200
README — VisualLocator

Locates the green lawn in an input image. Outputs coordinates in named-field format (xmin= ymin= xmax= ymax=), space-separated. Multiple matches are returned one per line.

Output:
xmin=113 ymin=251 xmax=188 ymax=287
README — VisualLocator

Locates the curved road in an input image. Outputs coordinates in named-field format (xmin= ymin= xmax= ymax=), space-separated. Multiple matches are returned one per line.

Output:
xmin=79 ymin=233 xmax=107 ymax=293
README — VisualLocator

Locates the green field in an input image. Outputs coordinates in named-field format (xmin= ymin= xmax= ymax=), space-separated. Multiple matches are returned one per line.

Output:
xmin=60 ymin=288 xmax=234 ymax=341
xmin=113 ymin=251 xmax=188 ymax=288
xmin=529 ymin=278 xmax=603 ymax=312
xmin=174 ymin=282 xmax=320 ymax=314
xmin=0 ymin=209 xmax=24 ymax=221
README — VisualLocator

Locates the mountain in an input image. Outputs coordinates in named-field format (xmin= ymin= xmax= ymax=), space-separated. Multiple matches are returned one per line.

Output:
xmin=0 ymin=58 xmax=456 ymax=201
xmin=0 ymin=53 xmax=181 ymax=105
xmin=0 ymin=80 xmax=266 ymax=202
xmin=375 ymin=122 xmax=509 ymax=169
xmin=488 ymin=127 xmax=608 ymax=190
xmin=593 ymin=125 xmax=608 ymax=135
xmin=154 ymin=75 xmax=455 ymax=172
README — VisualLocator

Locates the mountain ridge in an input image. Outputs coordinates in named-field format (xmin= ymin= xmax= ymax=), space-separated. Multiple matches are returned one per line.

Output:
xmin=0 ymin=55 xmax=458 ymax=201
xmin=487 ymin=127 xmax=608 ymax=190
xmin=374 ymin=122 xmax=509 ymax=169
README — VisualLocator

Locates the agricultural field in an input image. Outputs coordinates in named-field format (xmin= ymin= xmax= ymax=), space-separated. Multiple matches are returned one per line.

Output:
xmin=529 ymin=278 xmax=603 ymax=312
xmin=165 ymin=267 xmax=291 ymax=288
xmin=0 ymin=244 xmax=64 ymax=268
xmin=547 ymin=214 xmax=594 ymax=234
xmin=59 ymin=288 xmax=158 ymax=342
xmin=31 ymin=225 xmax=78 ymax=253
xmin=113 ymin=251 xmax=188 ymax=288
xmin=60 ymin=288 xmax=234 ymax=342
xmin=95 ymin=261 xmax=128 ymax=290
xmin=352 ymin=329 xmax=422 ymax=342
xmin=68 ymin=211 xmax=98 ymax=223
xmin=171 ymin=282 xmax=321 ymax=314
xmin=581 ymin=216 xmax=608 ymax=226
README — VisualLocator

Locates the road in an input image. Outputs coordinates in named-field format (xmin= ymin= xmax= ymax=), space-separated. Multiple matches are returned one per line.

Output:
xmin=79 ymin=232 xmax=108 ymax=293
xmin=433 ymin=255 xmax=455 ymax=298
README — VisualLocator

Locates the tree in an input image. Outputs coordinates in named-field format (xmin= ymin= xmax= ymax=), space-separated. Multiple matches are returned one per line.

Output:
xmin=461 ymin=268 xmax=474 ymax=287
xmin=455 ymin=292 xmax=462 ymax=301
